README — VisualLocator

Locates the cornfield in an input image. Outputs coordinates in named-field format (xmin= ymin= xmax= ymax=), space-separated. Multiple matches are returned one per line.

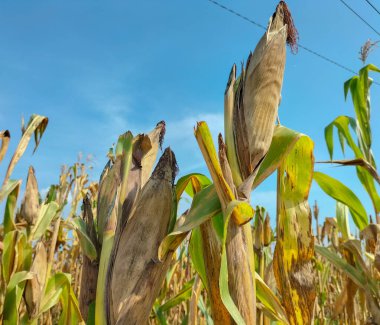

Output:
xmin=1 ymin=1 xmax=380 ymax=324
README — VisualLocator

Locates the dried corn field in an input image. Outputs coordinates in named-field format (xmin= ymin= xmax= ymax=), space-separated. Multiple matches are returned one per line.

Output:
xmin=1 ymin=1 xmax=380 ymax=325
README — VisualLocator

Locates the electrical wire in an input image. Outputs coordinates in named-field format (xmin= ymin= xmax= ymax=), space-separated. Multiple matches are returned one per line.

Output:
xmin=337 ymin=0 xmax=380 ymax=37
xmin=363 ymin=0 xmax=380 ymax=17
xmin=206 ymin=0 xmax=380 ymax=85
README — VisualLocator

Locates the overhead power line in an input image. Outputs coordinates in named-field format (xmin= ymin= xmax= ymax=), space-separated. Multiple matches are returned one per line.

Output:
xmin=363 ymin=0 xmax=380 ymax=17
xmin=206 ymin=0 xmax=379 ymax=85
xmin=337 ymin=0 xmax=380 ymax=37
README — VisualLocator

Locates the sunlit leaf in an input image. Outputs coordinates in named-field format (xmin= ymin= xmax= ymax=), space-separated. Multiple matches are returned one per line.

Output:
xmin=253 ymin=125 xmax=303 ymax=189
xmin=2 ymin=114 xmax=48 ymax=185
xmin=314 ymin=171 xmax=368 ymax=230
xmin=157 ymin=278 xmax=195 ymax=313
xmin=31 ymin=201 xmax=60 ymax=241
xmin=39 ymin=272 xmax=71 ymax=316
xmin=159 ymin=184 xmax=221 ymax=260
xmin=3 ymin=271 xmax=33 ymax=325
xmin=70 ymin=217 xmax=98 ymax=261
xmin=273 ymin=135 xmax=316 ymax=324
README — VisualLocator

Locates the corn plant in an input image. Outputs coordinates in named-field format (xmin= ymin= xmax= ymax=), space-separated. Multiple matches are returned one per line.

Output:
xmin=313 ymin=64 xmax=380 ymax=323
xmin=0 ymin=115 xmax=95 ymax=324
xmin=4 ymin=2 xmax=379 ymax=325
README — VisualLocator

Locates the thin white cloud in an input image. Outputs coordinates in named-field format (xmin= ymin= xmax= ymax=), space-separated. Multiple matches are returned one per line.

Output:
xmin=166 ymin=113 xmax=224 ymax=144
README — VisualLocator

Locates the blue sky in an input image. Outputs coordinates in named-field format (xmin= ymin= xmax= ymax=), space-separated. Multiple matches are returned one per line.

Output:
xmin=1 ymin=0 xmax=380 ymax=225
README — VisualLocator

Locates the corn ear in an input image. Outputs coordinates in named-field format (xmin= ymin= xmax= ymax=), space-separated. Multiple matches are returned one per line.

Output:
xmin=24 ymin=242 xmax=47 ymax=318
xmin=194 ymin=122 xmax=252 ymax=225
xmin=20 ymin=166 xmax=40 ymax=226
xmin=110 ymin=148 xmax=177 ymax=324
xmin=233 ymin=3 xmax=288 ymax=193
xmin=0 ymin=130 xmax=10 ymax=164
xmin=104 ymin=123 xmax=165 ymax=323
xmin=263 ymin=213 xmax=272 ymax=246
xmin=224 ymin=65 xmax=242 ymax=186
xmin=79 ymin=196 xmax=99 ymax=321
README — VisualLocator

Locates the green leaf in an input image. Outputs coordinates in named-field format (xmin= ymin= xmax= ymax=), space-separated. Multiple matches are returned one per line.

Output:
xmin=274 ymin=134 xmax=315 ymax=324
xmin=58 ymin=281 xmax=84 ymax=325
xmin=157 ymin=278 xmax=195 ymax=313
xmin=176 ymin=173 xmax=211 ymax=200
xmin=0 ymin=179 xmax=21 ymax=203
xmin=256 ymin=273 xmax=289 ymax=324
xmin=253 ymin=126 xmax=304 ymax=189
xmin=39 ymin=273 xmax=71 ymax=315
xmin=86 ymin=302 xmax=96 ymax=325
xmin=95 ymin=231 xmax=114 ymax=325
xmin=189 ymin=227 xmax=208 ymax=290
xmin=315 ymin=246 xmax=369 ymax=291
xmin=31 ymin=201 xmax=60 ymax=241
xmin=2 ymin=231 xmax=18 ymax=283
xmin=70 ymin=217 xmax=98 ymax=261
xmin=313 ymin=172 xmax=368 ymax=230
xmin=2 ymin=114 xmax=48 ymax=185
xmin=3 ymin=180 xmax=21 ymax=234
xmin=3 ymin=271 xmax=33 ymax=325
xmin=336 ymin=202 xmax=351 ymax=240
xmin=324 ymin=116 xmax=361 ymax=160
xmin=159 ymin=184 xmax=221 ymax=260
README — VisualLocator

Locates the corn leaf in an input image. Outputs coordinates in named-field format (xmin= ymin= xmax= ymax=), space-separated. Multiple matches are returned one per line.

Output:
xmin=3 ymin=180 xmax=20 ymax=234
xmin=176 ymin=173 xmax=211 ymax=201
xmin=273 ymin=135 xmax=316 ymax=324
xmin=344 ymin=64 xmax=380 ymax=154
xmin=189 ymin=227 xmax=208 ymax=290
xmin=336 ymin=202 xmax=351 ymax=240
xmin=58 ymin=281 xmax=85 ymax=325
xmin=255 ymin=273 xmax=289 ymax=324
xmin=2 ymin=114 xmax=48 ymax=185
xmin=2 ymin=271 xmax=33 ymax=325
xmin=324 ymin=115 xmax=360 ymax=160
xmin=70 ymin=217 xmax=98 ymax=261
xmin=31 ymin=201 xmax=60 ymax=241
xmin=253 ymin=125 xmax=304 ymax=190
xmin=159 ymin=184 xmax=221 ymax=260
xmin=0 ymin=179 xmax=21 ymax=203
xmin=315 ymin=245 xmax=369 ymax=291
xmin=157 ymin=278 xmax=195 ymax=313
xmin=39 ymin=272 xmax=71 ymax=316
xmin=2 ymin=231 xmax=18 ymax=283
xmin=95 ymin=232 xmax=114 ymax=325
xmin=313 ymin=171 xmax=368 ymax=230
xmin=195 ymin=121 xmax=250 ymax=225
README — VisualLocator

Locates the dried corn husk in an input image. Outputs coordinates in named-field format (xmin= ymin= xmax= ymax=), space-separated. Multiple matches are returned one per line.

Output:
xmin=24 ymin=242 xmax=47 ymax=318
xmin=263 ymin=213 xmax=272 ymax=246
xmin=231 ymin=2 xmax=294 ymax=196
xmin=109 ymin=148 xmax=177 ymax=324
xmin=105 ymin=123 xmax=166 ymax=324
xmin=20 ymin=166 xmax=40 ymax=225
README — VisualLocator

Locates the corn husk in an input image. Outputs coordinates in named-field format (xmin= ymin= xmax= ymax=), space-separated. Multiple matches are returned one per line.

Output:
xmin=24 ymin=242 xmax=47 ymax=318
xmin=232 ymin=3 xmax=289 ymax=195
xmin=104 ymin=122 xmax=166 ymax=324
xmin=20 ymin=166 xmax=40 ymax=226
xmin=110 ymin=148 xmax=177 ymax=324
xmin=79 ymin=196 xmax=99 ymax=321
